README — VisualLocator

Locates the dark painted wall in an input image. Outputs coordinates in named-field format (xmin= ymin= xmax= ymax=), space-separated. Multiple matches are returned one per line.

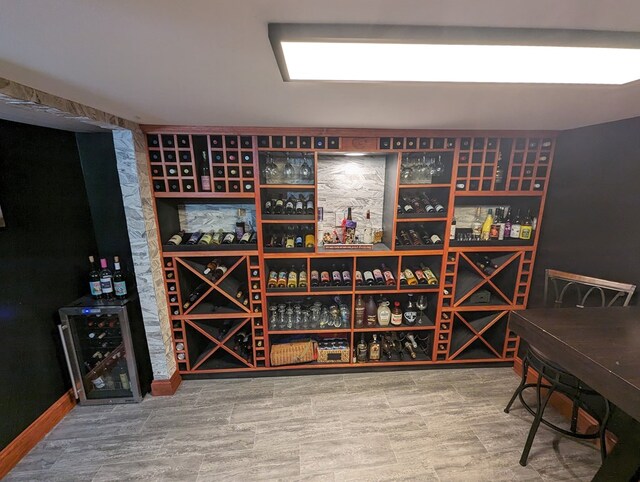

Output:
xmin=530 ymin=116 xmax=640 ymax=306
xmin=76 ymin=133 xmax=136 ymax=288
xmin=0 ymin=120 xmax=98 ymax=449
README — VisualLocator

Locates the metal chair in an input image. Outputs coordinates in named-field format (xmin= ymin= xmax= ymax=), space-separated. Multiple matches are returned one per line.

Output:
xmin=504 ymin=269 xmax=636 ymax=466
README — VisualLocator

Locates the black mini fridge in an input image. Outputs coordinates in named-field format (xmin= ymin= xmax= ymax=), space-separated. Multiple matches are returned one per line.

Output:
xmin=58 ymin=295 xmax=152 ymax=404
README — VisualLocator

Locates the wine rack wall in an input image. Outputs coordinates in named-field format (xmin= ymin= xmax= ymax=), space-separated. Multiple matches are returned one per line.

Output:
xmin=145 ymin=128 xmax=555 ymax=375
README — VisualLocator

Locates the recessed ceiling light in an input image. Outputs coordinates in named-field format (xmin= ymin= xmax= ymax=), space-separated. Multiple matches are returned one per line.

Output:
xmin=269 ymin=24 xmax=640 ymax=85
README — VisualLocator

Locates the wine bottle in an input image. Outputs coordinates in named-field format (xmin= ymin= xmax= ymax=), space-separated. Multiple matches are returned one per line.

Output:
xmin=390 ymin=301 xmax=403 ymax=326
xmin=429 ymin=232 xmax=443 ymax=245
xmin=239 ymin=231 xmax=252 ymax=244
xmin=365 ymin=296 xmax=377 ymax=327
xmin=264 ymin=198 xmax=273 ymax=214
xmin=236 ymin=284 xmax=249 ymax=306
xmin=341 ymin=264 xmax=352 ymax=286
xmin=277 ymin=267 xmax=287 ymax=288
xmin=381 ymin=263 xmax=395 ymax=286
xmin=212 ymin=263 xmax=227 ymax=281
xmin=285 ymin=226 xmax=295 ymax=249
xmin=431 ymin=198 xmax=445 ymax=213
xmin=167 ymin=230 xmax=185 ymax=246
xmin=88 ymin=256 xmax=102 ymax=299
xmin=200 ymin=151 xmax=211 ymax=192
xmin=354 ymin=295 xmax=365 ymax=327
xmin=183 ymin=282 xmax=209 ymax=309
xmin=354 ymin=270 xmax=364 ymax=286
xmin=510 ymin=209 xmax=522 ymax=238
xmin=399 ymin=270 xmax=407 ymax=286
xmin=403 ymin=294 xmax=417 ymax=326
xmin=203 ymin=259 xmax=218 ymax=275
xmin=113 ymin=256 xmax=127 ymax=299
xmin=422 ymin=194 xmax=435 ymax=213
xmin=299 ymin=266 xmax=308 ymax=288
xmin=99 ymin=258 xmax=114 ymax=299
xmin=305 ymin=195 xmax=315 ymax=215
xmin=285 ymin=196 xmax=295 ymax=215
xmin=320 ymin=270 xmax=331 ymax=287
xmin=408 ymin=229 xmax=422 ymax=246
xmin=373 ymin=267 xmax=385 ymax=285
xmin=420 ymin=264 xmax=439 ymax=285
xmin=399 ymin=230 xmax=412 ymax=246
xmin=413 ymin=266 xmax=428 ymax=284
xmin=210 ymin=229 xmax=224 ymax=246
xmin=295 ymin=196 xmax=304 ymax=215
xmin=222 ymin=232 xmax=236 ymax=244
xmin=267 ymin=269 xmax=278 ymax=288
xmin=403 ymin=268 xmax=418 ymax=286
xmin=274 ymin=194 xmax=284 ymax=214
xmin=363 ymin=270 xmax=375 ymax=286
xmin=449 ymin=215 xmax=457 ymax=241
xmin=411 ymin=197 xmax=426 ymax=214
xmin=287 ymin=265 xmax=298 ymax=288
xmin=504 ymin=208 xmax=512 ymax=238
xmin=310 ymin=269 xmax=320 ymax=287
xmin=489 ymin=207 xmax=501 ymax=240
xmin=304 ymin=225 xmax=315 ymax=248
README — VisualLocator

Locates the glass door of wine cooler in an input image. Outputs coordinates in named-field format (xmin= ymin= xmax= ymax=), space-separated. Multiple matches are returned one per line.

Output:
xmin=58 ymin=297 xmax=142 ymax=404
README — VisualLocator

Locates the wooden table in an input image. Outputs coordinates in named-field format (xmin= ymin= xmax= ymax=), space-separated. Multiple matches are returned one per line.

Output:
xmin=509 ymin=307 xmax=640 ymax=482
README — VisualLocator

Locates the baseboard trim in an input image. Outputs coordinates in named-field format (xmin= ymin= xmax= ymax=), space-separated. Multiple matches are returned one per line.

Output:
xmin=0 ymin=389 xmax=76 ymax=479
xmin=150 ymin=370 xmax=182 ymax=396
xmin=512 ymin=359 xmax=617 ymax=450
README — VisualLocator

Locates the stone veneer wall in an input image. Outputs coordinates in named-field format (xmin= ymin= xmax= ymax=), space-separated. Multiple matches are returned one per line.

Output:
xmin=0 ymin=77 xmax=174 ymax=380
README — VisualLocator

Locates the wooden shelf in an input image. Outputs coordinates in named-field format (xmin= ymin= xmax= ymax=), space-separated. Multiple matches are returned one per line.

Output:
xmin=148 ymin=129 xmax=554 ymax=375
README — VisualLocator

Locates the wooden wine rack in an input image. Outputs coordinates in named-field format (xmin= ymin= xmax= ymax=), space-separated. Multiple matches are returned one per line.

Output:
xmin=145 ymin=127 xmax=556 ymax=375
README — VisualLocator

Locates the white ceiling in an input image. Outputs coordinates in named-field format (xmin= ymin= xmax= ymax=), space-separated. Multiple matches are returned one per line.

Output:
xmin=2 ymin=0 xmax=640 ymax=131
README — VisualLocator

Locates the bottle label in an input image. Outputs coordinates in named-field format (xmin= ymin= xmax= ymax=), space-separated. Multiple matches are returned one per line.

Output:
xmin=311 ymin=270 xmax=319 ymax=281
xmin=414 ymin=269 xmax=426 ymax=281
xmin=403 ymin=310 xmax=417 ymax=325
xmin=299 ymin=271 xmax=308 ymax=285
xmin=100 ymin=277 xmax=113 ymax=293
xmin=305 ymin=234 xmax=315 ymax=247
xmin=510 ymin=225 xmax=521 ymax=238
xmin=489 ymin=224 xmax=500 ymax=239
xmin=430 ymin=234 xmax=442 ymax=244
xmin=114 ymin=281 xmax=127 ymax=297
xmin=377 ymin=307 xmax=391 ymax=326
xmin=520 ymin=225 xmax=532 ymax=240
xmin=342 ymin=271 xmax=351 ymax=282
xmin=383 ymin=271 xmax=394 ymax=282
xmin=373 ymin=269 xmax=383 ymax=280
xmin=240 ymin=232 xmax=251 ymax=242
xmin=288 ymin=272 xmax=297 ymax=286
xmin=295 ymin=201 xmax=303 ymax=211
xmin=390 ymin=313 xmax=403 ymax=326
xmin=355 ymin=271 xmax=364 ymax=282
xmin=201 ymin=176 xmax=211 ymax=191
xmin=90 ymin=281 xmax=102 ymax=296
xmin=364 ymin=271 xmax=374 ymax=281
xmin=168 ymin=234 xmax=182 ymax=245
xmin=321 ymin=272 xmax=330 ymax=283
xmin=449 ymin=224 xmax=456 ymax=240
xmin=332 ymin=271 xmax=341 ymax=282
xmin=286 ymin=201 xmax=294 ymax=210
xmin=354 ymin=306 xmax=365 ymax=326
xmin=497 ymin=223 xmax=505 ymax=241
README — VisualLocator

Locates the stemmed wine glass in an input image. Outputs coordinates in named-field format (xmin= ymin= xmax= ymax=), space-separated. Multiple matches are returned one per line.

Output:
xmin=416 ymin=295 xmax=430 ymax=325
xmin=299 ymin=157 xmax=313 ymax=181
xmin=283 ymin=155 xmax=295 ymax=181
xmin=263 ymin=154 xmax=279 ymax=182
xmin=400 ymin=155 xmax=413 ymax=182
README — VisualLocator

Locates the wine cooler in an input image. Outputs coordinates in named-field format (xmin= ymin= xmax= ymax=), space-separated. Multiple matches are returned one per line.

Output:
xmin=58 ymin=296 xmax=152 ymax=405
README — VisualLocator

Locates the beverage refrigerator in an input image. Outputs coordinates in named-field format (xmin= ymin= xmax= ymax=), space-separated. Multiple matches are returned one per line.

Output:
xmin=58 ymin=295 xmax=152 ymax=405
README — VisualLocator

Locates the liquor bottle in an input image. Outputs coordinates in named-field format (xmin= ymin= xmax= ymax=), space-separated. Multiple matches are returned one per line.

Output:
xmin=295 ymin=196 xmax=304 ymax=215
xmin=287 ymin=265 xmax=298 ymax=288
xmin=373 ymin=267 xmax=385 ymax=285
xmin=354 ymin=270 xmax=364 ymax=286
xmin=431 ymin=198 xmax=445 ymax=213
xmin=113 ymin=256 xmax=127 ymax=299
xmin=414 ymin=266 xmax=428 ymax=284
xmin=212 ymin=263 xmax=227 ymax=282
xmin=299 ymin=266 xmax=308 ymax=288
xmin=510 ymin=209 xmax=522 ymax=238
xmin=304 ymin=225 xmax=315 ymax=248
xmin=239 ymin=231 xmax=252 ymax=244
xmin=211 ymin=229 xmax=224 ymax=246
xmin=264 ymin=197 xmax=273 ymax=214
xmin=471 ymin=207 xmax=483 ymax=238
xmin=222 ymin=232 xmax=236 ymax=244
xmin=305 ymin=195 xmax=314 ymax=215
xmin=481 ymin=209 xmax=493 ymax=241
xmin=356 ymin=335 xmax=368 ymax=362
xmin=403 ymin=294 xmax=417 ymax=326
xmin=320 ymin=270 xmax=331 ymax=287
xmin=267 ymin=269 xmax=278 ymax=288
xmin=354 ymin=295 xmax=365 ymax=327
xmin=203 ymin=259 xmax=218 ymax=275
xmin=520 ymin=209 xmax=533 ymax=240
xmin=449 ymin=216 xmax=456 ymax=240
xmin=420 ymin=264 xmax=439 ymax=285
xmin=377 ymin=300 xmax=391 ymax=326
xmin=341 ymin=264 xmax=352 ymax=286
xmin=403 ymin=268 xmax=418 ymax=286
xmin=369 ymin=334 xmax=381 ymax=361
xmin=274 ymin=194 xmax=284 ymax=214
xmin=167 ymin=230 xmax=185 ymax=246
xmin=183 ymin=282 xmax=209 ymax=309
xmin=310 ymin=269 xmax=320 ymax=287
xmin=186 ymin=230 xmax=202 ymax=245
xmin=331 ymin=264 xmax=342 ymax=286
xmin=285 ymin=196 xmax=295 ymax=215
xmin=365 ymin=296 xmax=378 ymax=327
xmin=390 ymin=301 xmax=403 ymax=326
xmin=381 ymin=263 xmax=395 ymax=286
xmin=88 ymin=256 xmax=102 ymax=299
xmin=504 ymin=208 xmax=512 ymax=238
xmin=99 ymin=258 xmax=114 ymax=299
xmin=200 ymin=151 xmax=211 ymax=192
xmin=363 ymin=270 xmax=375 ymax=286
xmin=277 ymin=267 xmax=287 ymax=288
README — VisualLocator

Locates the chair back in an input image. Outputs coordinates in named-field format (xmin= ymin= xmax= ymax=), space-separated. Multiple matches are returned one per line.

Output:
xmin=544 ymin=269 xmax=636 ymax=308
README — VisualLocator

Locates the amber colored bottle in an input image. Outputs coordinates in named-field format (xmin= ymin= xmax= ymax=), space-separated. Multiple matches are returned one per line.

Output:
xmin=390 ymin=301 xmax=403 ymax=326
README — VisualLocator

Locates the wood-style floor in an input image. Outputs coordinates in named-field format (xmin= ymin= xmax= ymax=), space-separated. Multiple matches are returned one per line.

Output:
xmin=6 ymin=367 xmax=601 ymax=481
